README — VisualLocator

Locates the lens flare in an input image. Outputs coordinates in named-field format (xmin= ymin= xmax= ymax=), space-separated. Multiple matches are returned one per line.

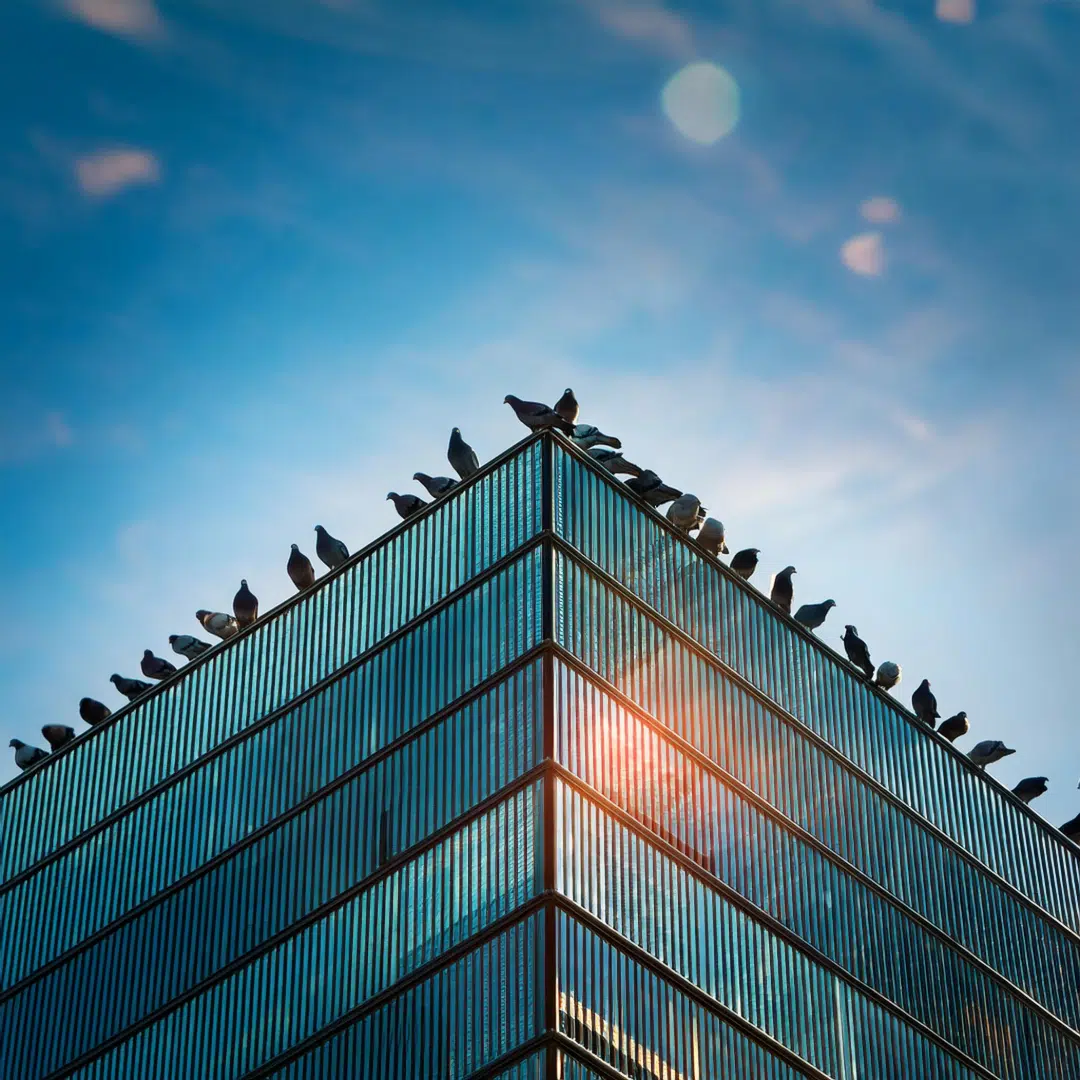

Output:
xmin=661 ymin=61 xmax=740 ymax=145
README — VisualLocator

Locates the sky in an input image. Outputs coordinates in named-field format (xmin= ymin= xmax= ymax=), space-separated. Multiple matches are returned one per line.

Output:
xmin=0 ymin=0 xmax=1078 ymax=832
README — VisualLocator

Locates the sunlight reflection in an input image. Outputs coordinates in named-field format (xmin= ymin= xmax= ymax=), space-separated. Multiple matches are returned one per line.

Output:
xmin=936 ymin=0 xmax=976 ymax=24
xmin=840 ymin=232 xmax=885 ymax=277
xmin=662 ymin=62 xmax=740 ymax=145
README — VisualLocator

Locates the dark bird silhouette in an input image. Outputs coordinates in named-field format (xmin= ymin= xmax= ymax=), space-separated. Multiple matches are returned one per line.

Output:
xmin=504 ymin=394 xmax=575 ymax=434
xmin=554 ymin=388 xmax=579 ymax=424
xmin=770 ymin=566 xmax=797 ymax=615
xmin=79 ymin=697 xmax=111 ymax=726
xmin=625 ymin=471 xmax=682 ymax=507
xmin=968 ymin=740 xmax=1015 ymax=768
xmin=287 ymin=544 xmax=316 ymax=591
xmin=794 ymin=600 xmax=835 ymax=631
xmin=1012 ymin=777 xmax=1049 ymax=804
xmin=41 ymin=725 xmax=76 ymax=751
xmin=314 ymin=525 xmax=349 ymax=571
xmin=938 ymin=711 xmax=969 ymax=742
xmin=169 ymin=634 xmax=212 ymax=660
xmin=571 ymin=424 xmax=621 ymax=450
xmin=588 ymin=448 xmax=642 ymax=476
xmin=448 ymin=427 xmax=480 ymax=480
xmin=729 ymin=548 xmax=760 ymax=581
xmin=842 ymin=625 xmax=874 ymax=679
xmin=874 ymin=662 xmax=901 ymax=691
xmin=911 ymin=679 xmax=939 ymax=726
xmin=1060 ymin=813 xmax=1080 ymax=843
xmin=141 ymin=650 xmax=177 ymax=681
xmin=110 ymin=674 xmax=154 ymax=702
xmin=233 ymin=580 xmax=258 ymax=629
xmin=387 ymin=491 xmax=427 ymax=520
xmin=413 ymin=472 xmax=458 ymax=499
xmin=9 ymin=739 xmax=47 ymax=771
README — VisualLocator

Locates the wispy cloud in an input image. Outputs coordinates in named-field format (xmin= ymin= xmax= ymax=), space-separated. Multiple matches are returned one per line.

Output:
xmin=859 ymin=196 xmax=901 ymax=225
xmin=75 ymin=148 xmax=161 ymax=198
xmin=579 ymin=0 xmax=696 ymax=60
xmin=60 ymin=0 xmax=166 ymax=42
xmin=840 ymin=231 xmax=885 ymax=276
xmin=935 ymin=0 xmax=976 ymax=25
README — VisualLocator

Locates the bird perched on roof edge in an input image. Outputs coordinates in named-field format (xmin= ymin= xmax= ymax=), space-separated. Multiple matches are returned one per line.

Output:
xmin=413 ymin=472 xmax=458 ymax=499
xmin=842 ymin=625 xmax=874 ymax=679
xmin=554 ymin=388 xmax=579 ymax=424
xmin=967 ymin=740 xmax=1015 ymax=768
xmin=770 ymin=566 xmax=797 ymax=614
xmin=233 ymin=580 xmax=258 ymax=629
xmin=448 ymin=427 xmax=480 ymax=480
xmin=387 ymin=491 xmax=427 ymax=520
xmin=729 ymin=548 xmax=759 ymax=581
xmin=287 ymin=545 xmax=316 ymax=591
xmin=9 ymin=739 xmax=47 ymax=770
xmin=938 ymin=711 xmax=969 ymax=742
xmin=141 ymin=650 xmax=177 ymax=681
xmin=314 ymin=525 xmax=349 ymax=571
xmin=41 ymin=725 xmax=75 ymax=751
xmin=1012 ymin=776 xmax=1048 ymax=804
xmin=911 ymin=679 xmax=939 ymax=726
xmin=196 ymin=610 xmax=239 ymax=641
xmin=79 ymin=697 xmax=112 ymax=726
xmin=504 ymin=395 xmax=575 ymax=435
xmin=110 ymin=673 xmax=153 ymax=701
xmin=794 ymin=600 xmax=835 ymax=631
xmin=874 ymin=661 xmax=901 ymax=691
xmin=696 ymin=518 xmax=729 ymax=556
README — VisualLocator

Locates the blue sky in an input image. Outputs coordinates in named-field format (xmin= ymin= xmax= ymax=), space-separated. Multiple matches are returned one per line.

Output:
xmin=1 ymin=0 xmax=1078 ymax=828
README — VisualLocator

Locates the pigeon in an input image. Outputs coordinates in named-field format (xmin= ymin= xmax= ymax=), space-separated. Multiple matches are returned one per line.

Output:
xmin=314 ymin=526 xmax=349 ymax=571
xmin=504 ymin=395 xmax=575 ymax=435
xmin=938 ymin=711 xmax=969 ymax=742
xmin=874 ymin=662 xmax=902 ymax=691
xmin=1060 ymin=814 xmax=1080 ymax=843
xmin=667 ymin=494 xmax=706 ymax=533
xmin=233 ymin=580 xmax=258 ymax=629
xmin=9 ymin=739 xmax=47 ymax=771
xmin=141 ymin=650 xmax=177 ymax=681
xmin=695 ymin=518 xmax=730 ymax=556
xmin=794 ymin=600 xmax=836 ymax=632
xmin=842 ymin=625 xmax=874 ymax=679
xmin=41 ymin=725 xmax=76 ymax=751
xmin=196 ymin=610 xmax=239 ymax=640
xmin=571 ymin=424 xmax=621 ymax=450
xmin=287 ymin=545 xmax=316 ymax=591
xmin=110 ymin=674 xmax=154 ymax=702
xmin=554 ymin=388 xmax=580 ymax=424
xmin=387 ymin=492 xmax=427 ymax=520
xmin=169 ymin=634 xmax=213 ymax=660
xmin=79 ymin=697 xmax=112 ymax=726
xmin=447 ymin=427 xmax=480 ymax=480
xmin=588 ymin=448 xmax=642 ymax=477
xmin=968 ymin=740 xmax=1015 ymax=768
xmin=770 ymin=566 xmax=797 ymax=615
xmin=1012 ymin=777 xmax=1049 ymax=804
xmin=729 ymin=548 xmax=760 ymax=581
xmin=911 ymin=679 xmax=939 ymax=726
xmin=413 ymin=472 xmax=459 ymax=499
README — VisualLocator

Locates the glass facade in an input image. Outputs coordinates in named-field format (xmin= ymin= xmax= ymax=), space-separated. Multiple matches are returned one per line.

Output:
xmin=2 ymin=432 xmax=1078 ymax=1079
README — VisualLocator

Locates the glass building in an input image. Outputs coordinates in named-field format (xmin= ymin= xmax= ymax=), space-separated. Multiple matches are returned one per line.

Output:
xmin=2 ymin=430 xmax=1079 ymax=1079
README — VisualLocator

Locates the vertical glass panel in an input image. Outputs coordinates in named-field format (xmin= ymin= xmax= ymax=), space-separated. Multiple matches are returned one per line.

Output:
xmin=0 ymin=442 xmax=543 ymax=885
xmin=552 ymin=445 xmax=1080 ymax=934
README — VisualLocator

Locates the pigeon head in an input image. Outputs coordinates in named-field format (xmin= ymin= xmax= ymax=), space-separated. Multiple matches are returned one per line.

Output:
xmin=781 ymin=566 xmax=797 ymax=576
xmin=563 ymin=387 xmax=572 ymax=394
xmin=168 ymin=635 xmax=178 ymax=644
xmin=109 ymin=674 xmax=122 ymax=686
xmin=314 ymin=525 xmax=325 ymax=535
xmin=824 ymin=600 xmax=836 ymax=609
xmin=79 ymin=696 xmax=95 ymax=707
xmin=9 ymin=739 xmax=22 ymax=749
xmin=195 ymin=610 xmax=210 ymax=620
xmin=143 ymin=649 xmax=153 ymax=659
xmin=412 ymin=472 xmax=429 ymax=483
xmin=451 ymin=427 xmax=461 ymax=435
xmin=919 ymin=678 xmax=931 ymax=689
xmin=240 ymin=579 xmax=248 ymax=587
xmin=844 ymin=625 xmax=857 ymax=635
xmin=386 ymin=492 xmax=397 ymax=501
xmin=503 ymin=395 xmax=520 ymax=407
xmin=291 ymin=543 xmax=299 ymax=552
xmin=955 ymin=711 xmax=967 ymax=720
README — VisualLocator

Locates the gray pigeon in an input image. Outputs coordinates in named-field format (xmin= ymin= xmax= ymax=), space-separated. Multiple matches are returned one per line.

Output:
xmin=729 ymin=548 xmax=759 ymax=580
xmin=1060 ymin=814 xmax=1080 ymax=843
xmin=1013 ymin=777 xmax=1048 ymax=804
xmin=413 ymin=472 xmax=459 ymax=499
xmin=110 ymin=673 xmax=154 ymax=701
xmin=314 ymin=525 xmax=349 ymax=571
xmin=874 ymin=661 xmax=902 ymax=691
xmin=571 ymin=424 xmax=621 ymax=450
xmin=770 ymin=566 xmax=797 ymax=615
xmin=968 ymin=739 xmax=1015 ymax=768
xmin=447 ymin=427 xmax=480 ymax=480
xmin=642 ymin=482 xmax=683 ymax=508
xmin=842 ymin=625 xmax=874 ymax=679
xmin=9 ymin=739 xmax=47 ymax=771
xmin=233 ymin=580 xmax=258 ymax=629
xmin=79 ymin=697 xmax=112 ymax=726
xmin=588 ymin=448 xmax=642 ymax=477
xmin=287 ymin=545 xmax=316 ymax=591
xmin=196 ymin=610 xmax=239 ymax=640
xmin=911 ymin=679 xmax=939 ymax=726
xmin=169 ymin=634 xmax=212 ymax=660
xmin=938 ymin=711 xmax=969 ymax=742
xmin=504 ymin=395 xmax=575 ymax=434
xmin=387 ymin=491 xmax=427 ymax=520
xmin=41 ymin=725 xmax=76 ymax=751
xmin=141 ymin=649 xmax=177 ymax=681
xmin=554 ymin=388 xmax=579 ymax=424
xmin=667 ymin=494 xmax=706 ymax=533
xmin=695 ymin=518 xmax=729 ymax=556
xmin=794 ymin=599 xmax=836 ymax=631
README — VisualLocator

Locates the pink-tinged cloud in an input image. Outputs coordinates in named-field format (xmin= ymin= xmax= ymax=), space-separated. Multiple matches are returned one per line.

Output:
xmin=582 ymin=0 xmax=694 ymax=59
xmin=61 ymin=0 xmax=165 ymax=42
xmin=841 ymin=231 xmax=885 ymax=276
xmin=935 ymin=0 xmax=976 ymax=24
xmin=75 ymin=148 xmax=161 ymax=198
xmin=859 ymin=196 xmax=901 ymax=224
